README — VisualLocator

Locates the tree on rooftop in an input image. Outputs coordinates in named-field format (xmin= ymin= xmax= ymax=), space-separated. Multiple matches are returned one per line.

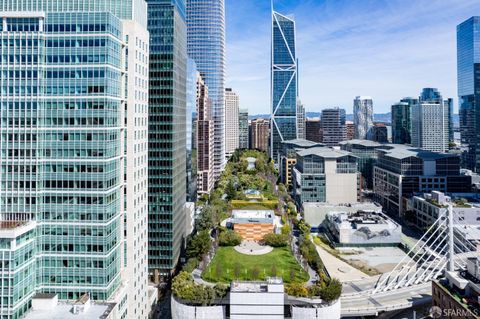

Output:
xmin=187 ymin=230 xmax=211 ymax=260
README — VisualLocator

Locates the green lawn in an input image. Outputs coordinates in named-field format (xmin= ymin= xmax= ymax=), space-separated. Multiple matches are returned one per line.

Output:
xmin=201 ymin=246 xmax=309 ymax=284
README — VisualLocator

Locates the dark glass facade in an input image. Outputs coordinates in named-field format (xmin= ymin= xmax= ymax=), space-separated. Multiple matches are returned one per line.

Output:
xmin=457 ymin=17 xmax=480 ymax=171
xmin=374 ymin=147 xmax=471 ymax=216
xmin=147 ymin=0 xmax=187 ymax=281
xmin=392 ymin=102 xmax=411 ymax=144
xmin=321 ymin=108 xmax=346 ymax=146
xmin=271 ymin=11 xmax=297 ymax=162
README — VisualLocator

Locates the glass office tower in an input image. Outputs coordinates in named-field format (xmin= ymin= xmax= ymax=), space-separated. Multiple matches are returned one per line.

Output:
xmin=186 ymin=0 xmax=226 ymax=180
xmin=271 ymin=10 xmax=297 ymax=162
xmin=146 ymin=0 xmax=187 ymax=282
xmin=1 ymin=1 xmax=152 ymax=317
xmin=391 ymin=102 xmax=411 ymax=144
xmin=1 ymin=10 xmax=123 ymax=301
xmin=239 ymin=108 xmax=249 ymax=149
xmin=457 ymin=17 xmax=480 ymax=171
xmin=0 ymin=0 xmax=149 ymax=318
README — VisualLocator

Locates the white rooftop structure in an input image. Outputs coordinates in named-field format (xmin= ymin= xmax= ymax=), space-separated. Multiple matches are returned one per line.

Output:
xmin=246 ymin=157 xmax=257 ymax=170
xmin=303 ymin=202 xmax=382 ymax=229
xmin=230 ymin=278 xmax=284 ymax=319
xmin=25 ymin=294 xmax=116 ymax=319
xmin=230 ymin=277 xmax=284 ymax=293
xmin=325 ymin=210 xmax=402 ymax=246
xmin=231 ymin=210 xmax=274 ymax=224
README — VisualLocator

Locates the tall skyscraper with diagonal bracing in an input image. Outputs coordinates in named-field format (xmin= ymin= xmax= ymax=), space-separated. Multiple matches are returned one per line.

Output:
xmin=271 ymin=9 xmax=298 ymax=162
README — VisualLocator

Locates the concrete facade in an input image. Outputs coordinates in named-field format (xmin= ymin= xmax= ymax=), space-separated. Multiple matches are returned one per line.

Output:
xmin=279 ymin=139 xmax=324 ymax=188
xmin=225 ymin=88 xmax=240 ymax=158
xmin=292 ymin=147 xmax=358 ymax=206
xmin=230 ymin=279 xmax=285 ymax=319
xmin=408 ymin=191 xmax=480 ymax=230
xmin=171 ymin=297 xmax=225 ymax=319
xmin=196 ymin=73 xmax=215 ymax=197
xmin=291 ymin=299 xmax=341 ymax=319
xmin=250 ymin=119 xmax=270 ymax=152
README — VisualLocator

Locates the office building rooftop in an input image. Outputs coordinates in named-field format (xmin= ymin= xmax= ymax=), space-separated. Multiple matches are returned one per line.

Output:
xmin=339 ymin=139 xmax=385 ymax=148
xmin=296 ymin=147 xmax=353 ymax=159
xmin=378 ymin=144 xmax=457 ymax=160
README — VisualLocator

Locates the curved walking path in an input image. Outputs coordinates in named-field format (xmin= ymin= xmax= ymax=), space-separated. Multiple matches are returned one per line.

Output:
xmin=192 ymin=268 xmax=215 ymax=287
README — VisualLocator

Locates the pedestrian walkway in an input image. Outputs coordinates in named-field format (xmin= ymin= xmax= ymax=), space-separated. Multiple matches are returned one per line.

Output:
xmin=192 ymin=268 xmax=215 ymax=287
xmin=314 ymin=242 xmax=370 ymax=283
xmin=234 ymin=241 xmax=273 ymax=255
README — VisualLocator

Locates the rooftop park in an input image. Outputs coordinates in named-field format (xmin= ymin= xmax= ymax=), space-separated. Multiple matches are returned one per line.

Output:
xmin=172 ymin=149 xmax=341 ymax=305
xmin=201 ymin=230 xmax=308 ymax=284
xmin=202 ymin=245 xmax=309 ymax=284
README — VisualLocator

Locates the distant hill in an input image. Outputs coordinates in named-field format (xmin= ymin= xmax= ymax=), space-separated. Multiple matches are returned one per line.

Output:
xmin=249 ymin=112 xmax=459 ymax=126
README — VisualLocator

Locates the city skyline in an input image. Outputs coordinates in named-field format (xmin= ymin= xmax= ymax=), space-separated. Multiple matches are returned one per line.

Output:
xmin=2 ymin=0 xmax=480 ymax=318
xmin=226 ymin=0 xmax=480 ymax=114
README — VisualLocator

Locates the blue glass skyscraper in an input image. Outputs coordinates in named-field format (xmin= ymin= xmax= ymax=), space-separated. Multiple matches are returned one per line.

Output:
xmin=457 ymin=17 xmax=480 ymax=171
xmin=146 ymin=0 xmax=187 ymax=282
xmin=186 ymin=0 xmax=226 ymax=180
xmin=271 ymin=9 xmax=298 ymax=162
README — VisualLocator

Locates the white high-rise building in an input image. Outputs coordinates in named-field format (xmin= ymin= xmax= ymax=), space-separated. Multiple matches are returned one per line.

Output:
xmin=297 ymin=100 xmax=306 ymax=140
xmin=411 ymin=102 xmax=449 ymax=153
xmin=225 ymin=88 xmax=240 ymax=158
xmin=353 ymin=96 xmax=374 ymax=139
xmin=122 ymin=16 xmax=152 ymax=318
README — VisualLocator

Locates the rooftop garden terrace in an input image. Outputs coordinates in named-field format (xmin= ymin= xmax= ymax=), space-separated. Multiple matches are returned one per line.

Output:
xmin=202 ymin=246 xmax=309 ymax=284
xmin=172 ymin=149 xmax=341 ymax=306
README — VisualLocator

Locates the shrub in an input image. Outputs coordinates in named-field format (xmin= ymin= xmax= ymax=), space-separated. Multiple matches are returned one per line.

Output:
xmin=172 ymin=271 xmax=196 ymax=301
xmin=183 ymin=258 xmax=199 ymax=273
xmin=231 ymin=199 xmax=279 ymax=210
xmin=281 ymin=224 xmax=290 ymax=235
xmin=213 ymin=284 xmax=229 ymax=298
xmin=218 ymin=230 xmax=242 ymax=246
xmin=172 ymin=271 xmax=229 ymax=305
xmin=299 ymin=236 xmax=324 ymax=274
xmin=285 ymin=282 xmax=308 ymax=297
xmin=320 ymin=278 xmax=342 ymax=303
xmin=297 ymin=219 xmax=311 ymax=236
xmin=262 ymin=233 xmax=289 ymax=247
xmin=287 ymin=201 xmax=297 ymax=214
xmin=307 ymin=284 xmax=322 ymax=297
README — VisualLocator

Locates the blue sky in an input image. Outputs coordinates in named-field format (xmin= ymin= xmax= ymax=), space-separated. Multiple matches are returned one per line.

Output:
xmin=225 ymin=0 xmax=480 ymax=114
